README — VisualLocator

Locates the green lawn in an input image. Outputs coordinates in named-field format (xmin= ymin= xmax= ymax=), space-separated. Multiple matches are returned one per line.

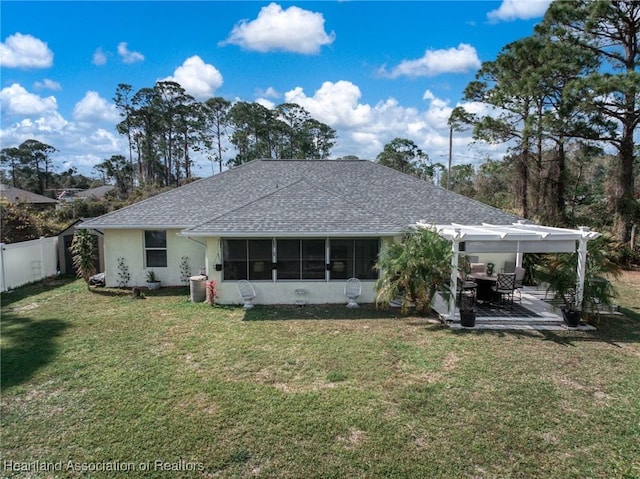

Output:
xmin=1 ymin=276 xmax=639 ymax=478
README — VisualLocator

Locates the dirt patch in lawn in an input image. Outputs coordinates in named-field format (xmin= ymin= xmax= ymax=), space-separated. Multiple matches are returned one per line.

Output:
xmin=619 ymin=269 xmax=640 ymax=288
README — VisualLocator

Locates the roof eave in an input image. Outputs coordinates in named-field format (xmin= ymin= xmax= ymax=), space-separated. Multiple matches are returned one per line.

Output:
xmin=179 ymin=230 xmax=401 ymax=238
xmin=78 ymin=224 xmax=194 ymax=230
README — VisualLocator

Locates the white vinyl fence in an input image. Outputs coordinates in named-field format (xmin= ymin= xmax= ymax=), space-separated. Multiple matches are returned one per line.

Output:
xmin=0 ymin=236 xmax=59 ymax=292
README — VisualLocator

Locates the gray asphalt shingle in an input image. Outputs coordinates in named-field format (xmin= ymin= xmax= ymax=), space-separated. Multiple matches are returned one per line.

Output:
xmin=81 ymin=159 xmax=521 ymax=234
xmin=0 ymin=184 xmax=58 ymax=204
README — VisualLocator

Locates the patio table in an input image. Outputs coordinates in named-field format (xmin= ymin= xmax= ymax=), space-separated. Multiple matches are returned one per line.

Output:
xmin=467 ymin=272 xmax=498 ymax=303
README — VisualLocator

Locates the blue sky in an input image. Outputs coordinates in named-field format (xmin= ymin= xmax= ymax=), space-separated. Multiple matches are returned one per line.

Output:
xmin=0 ymin=1 xmax=551 ymax=177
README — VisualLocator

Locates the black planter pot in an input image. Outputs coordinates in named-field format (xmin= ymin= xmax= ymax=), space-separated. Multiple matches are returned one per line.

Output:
xmin=460 ymin=311 xmax=476 ymax=328
xmin=561 ymin=308 xmax=581 ymax=327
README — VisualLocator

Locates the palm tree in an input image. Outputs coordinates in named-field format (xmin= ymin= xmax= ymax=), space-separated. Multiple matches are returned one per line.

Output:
xmin=375 ymin=227 xmax=452 ymax=313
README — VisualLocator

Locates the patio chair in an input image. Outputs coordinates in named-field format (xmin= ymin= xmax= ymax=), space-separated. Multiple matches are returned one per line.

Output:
xmin=491 ymin=273 xmax=516 ymax=309
xmin=469 ymin=262 xmax=486 ymax=275
xmin=513 ymin=267 xmax=526 ymax=302
xmin=457 ymin=273 xmax=477 ymax=304
xmin=344 ymin=277 xmax=361 ymax=308
xmin=237 ymin=280 xmax=256 ymax=309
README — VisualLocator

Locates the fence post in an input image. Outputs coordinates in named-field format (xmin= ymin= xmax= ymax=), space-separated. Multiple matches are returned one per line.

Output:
xmin=0 ymin=243 xmax=6 ymax=292
xmin=40 ymin=236 xmax=46 ymax=281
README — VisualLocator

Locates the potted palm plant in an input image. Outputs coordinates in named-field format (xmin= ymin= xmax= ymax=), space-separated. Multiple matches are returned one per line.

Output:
xmin=534 ymin=236 xmax=620 ymax=327
xmin=534 ymin=254 xmax=583 ymax=327
xmin=146 ymin=270 xmax=161 ymax=290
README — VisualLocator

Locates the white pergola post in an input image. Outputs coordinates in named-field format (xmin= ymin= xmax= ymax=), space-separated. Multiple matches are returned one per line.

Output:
xmin=575 ymin=226 xmax=590 ymax=310
xmin=515 ymin=242 xmax=523 ymax=268
xmin=514 ymin=221 xmax=525 ymax=268
xmin=448 ymin=228 xmax=461 ymax=321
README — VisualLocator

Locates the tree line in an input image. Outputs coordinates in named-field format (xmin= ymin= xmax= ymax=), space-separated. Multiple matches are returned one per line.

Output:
xmin=111 ymin=82 xmax=337 ymax=191
xmin=452 ymin=0 xmax=639 ymax=245
xmin=0 ymin=139 xmax=98 ymax=195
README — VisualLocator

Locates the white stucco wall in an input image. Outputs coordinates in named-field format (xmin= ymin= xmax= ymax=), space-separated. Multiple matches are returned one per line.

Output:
xmin=217 ymin=280 xmax=377 ymax=306
xmin=103 ymin=229 xmax=206 ymax=287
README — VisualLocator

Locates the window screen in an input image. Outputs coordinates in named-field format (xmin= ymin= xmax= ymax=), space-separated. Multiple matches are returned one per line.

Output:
xmin=144 ymin=230 xmax=167 ymax=267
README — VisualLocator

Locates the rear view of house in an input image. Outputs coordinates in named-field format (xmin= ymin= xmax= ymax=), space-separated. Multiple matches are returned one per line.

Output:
xmin=80 ymin=159 xmax=521 ymax=305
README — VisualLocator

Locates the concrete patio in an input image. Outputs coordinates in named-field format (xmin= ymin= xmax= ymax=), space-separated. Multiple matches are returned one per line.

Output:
xmin=446 ymin=286 xmax=599 ymax=331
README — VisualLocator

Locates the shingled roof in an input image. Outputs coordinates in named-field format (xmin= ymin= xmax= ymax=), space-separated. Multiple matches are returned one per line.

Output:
xmin=0 ymin=184 xmax=58 ymax=204
xmin=80 ymin=159 xmax=521 ymax=235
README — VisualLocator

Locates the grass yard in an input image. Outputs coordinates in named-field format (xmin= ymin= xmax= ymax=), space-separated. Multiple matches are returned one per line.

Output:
xmin=1 ymin=275 xmax=640 ymax=478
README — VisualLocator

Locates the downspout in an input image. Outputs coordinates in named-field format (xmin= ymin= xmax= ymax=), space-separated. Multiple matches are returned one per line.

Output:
xmin=185 ymin=236 xmax=208 ymax=275
xmin=185 ymin=236 xmax=206 ymax=249
xmin=448 ymin=228 xmax=461 ymax=321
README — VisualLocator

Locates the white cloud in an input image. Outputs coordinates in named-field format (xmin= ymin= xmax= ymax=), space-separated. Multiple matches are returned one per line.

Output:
xmin=281 ymin=80 xmax=510 ymax=165
xmin=117 ymin=42 xmax=144 ymax=64
xmin=423 ymin=90 xmax=436 ymax=101
xmin=75 ymin=128 xmax=123 ymax=155
xmin=487 ymin=0 xmax=551 ymax=22
xmin=34 ymin=79 xmax=62 ymax=91
xmin=73 ymin=91 xmax=119 ymax=124
xmin=0 ymin=33 xmax=54 ymax=68
xmin=93 ymin=47 xmax=108 ymax=66
xmin=222 ymin=3 xmax=335 ymax=54
xmin=255 ymin=98 xmax=276 ymax=110
xmin=285 ymin=81 xmax=372 ymax=127
xmin=8 ymin=112 xmax=68 ymax=134
xmin=0 ymin=83 xmax=57 ymax=116
xmin=381 ymin=44 xmax=481 ymax=78
xmin=161 ymin=56 xmax=223 ymax=100
xmin=257 ymin=86 xmax=280 ymax=99
xmin=1 ymin=85 xmax=127 ymax=175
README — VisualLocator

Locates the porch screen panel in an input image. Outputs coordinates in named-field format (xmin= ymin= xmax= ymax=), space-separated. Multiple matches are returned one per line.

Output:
xmin=354 ymin=239 xmax=379 ymax=280
xmin=329 ymin=239 xmax=353 ymax=280
xmin=302 ymin=239 xmax=326 ymax=279
xmin=277 ymin=239 xmax=300 ymax=279
xmin=248 ymin=240 xmax=272 ymax=280
xmin=223 ymin=239 xmax=248 ymax=280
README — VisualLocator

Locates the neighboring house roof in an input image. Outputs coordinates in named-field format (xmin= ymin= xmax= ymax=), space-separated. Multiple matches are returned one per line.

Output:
xmin=0 ymin=183 xmax=58 ymax=204
xmin=74 ymin=185 xmax=115 ymax=199
xmin=80 ymin=159 xmax=521 ymax=235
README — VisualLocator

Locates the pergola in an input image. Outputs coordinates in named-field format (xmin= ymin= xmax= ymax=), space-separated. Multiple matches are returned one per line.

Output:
xmin=415 ymin=221 xmax=601 ymax=321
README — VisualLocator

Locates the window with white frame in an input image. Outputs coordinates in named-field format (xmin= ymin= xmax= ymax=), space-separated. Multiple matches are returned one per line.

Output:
xmin=144 ymin=230 xmax=167 ymax=267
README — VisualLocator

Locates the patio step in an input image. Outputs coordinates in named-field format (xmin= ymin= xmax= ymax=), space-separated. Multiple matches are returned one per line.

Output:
xmin=448 ymin=317 xmax=596 ymax=331
xmin=449 ymin=321 xmax=596 ymax=331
